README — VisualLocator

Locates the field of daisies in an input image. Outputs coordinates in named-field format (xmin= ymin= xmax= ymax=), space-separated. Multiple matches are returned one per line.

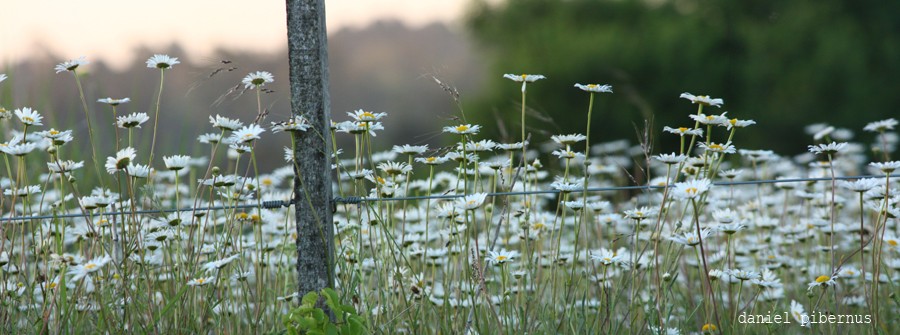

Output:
xmin=1 ymin=58 xmax=900 ymax=335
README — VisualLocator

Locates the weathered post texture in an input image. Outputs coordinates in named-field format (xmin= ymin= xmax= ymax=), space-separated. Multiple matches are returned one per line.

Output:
xmin=286 ymin=0 xmax=334 ymax=296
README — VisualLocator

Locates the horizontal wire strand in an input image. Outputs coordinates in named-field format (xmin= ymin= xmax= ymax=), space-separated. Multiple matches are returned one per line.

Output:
xmin=1 ymin=173 xmax=896 ymax=222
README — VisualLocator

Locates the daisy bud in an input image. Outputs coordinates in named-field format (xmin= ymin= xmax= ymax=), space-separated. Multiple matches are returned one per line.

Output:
xmin=68 ymin=176 xmax=77 ymax=184
xmin=212 ymin=166 xmax=220 ymax=175
xmin=47 ymin=146 xmax=57 ymax=155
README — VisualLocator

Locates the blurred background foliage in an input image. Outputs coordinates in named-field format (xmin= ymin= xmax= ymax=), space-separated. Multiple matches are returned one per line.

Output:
xmin=464 ymin=0 xmax=900 ymax=155
xmin=4 ymin=0 xmax=900 ymax=174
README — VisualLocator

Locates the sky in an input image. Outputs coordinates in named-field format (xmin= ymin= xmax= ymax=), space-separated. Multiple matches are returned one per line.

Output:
xmin=3 ymin=0 xmax=473 ymax=69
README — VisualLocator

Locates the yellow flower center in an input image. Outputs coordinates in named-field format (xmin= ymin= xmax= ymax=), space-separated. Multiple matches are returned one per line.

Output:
xmin=85 ymin=264 xmax=97 ymax=270
xmin=729 ymin=119 xmax=737 ymax=125
xmin=520 ymin=74 xmax=527 ymax=80
xmin=705 ymin=115 xmax=715 ymax=121
xmin=262 ymin=178 xmax=273 ymax=186
xmin=237 ymin=212 xmax=249 ymax=220
xmin=888 ymin=239 xmax=898 ymax=247
xmin=49 ymin=129 xmax=60 ymax=135
xmin=467 ymin=200 xmax=476 ymax=206
xmin=702 ymin=323 xmax=717 ymax=332
xmin=686 ymin=187 xmax=698 ymax=195
xmin=197 ymin=278 xmax=206 ymax=284
xmin=496 ymin=256 xmax=508 ymax=261
xmin=24 ymin=117 xmax=34 ymax=122
xmin=361 ymin=111 xmax=375 ymax=119
xmin=587 ymin=84 xmax=598 ymax=88
xmin=678 ymin=127 xmax=688 ymax=132
xmin=709 ymin=144 xmax=724 ymax=150
xmin=49 ymin=282 xmax=58 ymax=289
xmin=426 ymin=157 xmax=436 ymax=163
xmin=533 ymin=223 xmax=545 ymax=230
xmin=815 ymin=275 xmax=830 ymax=283
xmin=456 ymin=125 xmax=469 ymax=132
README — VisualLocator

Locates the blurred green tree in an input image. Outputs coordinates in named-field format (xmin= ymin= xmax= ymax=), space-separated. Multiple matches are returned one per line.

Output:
xmin=465 ymin=0 xmax=900 ymax=155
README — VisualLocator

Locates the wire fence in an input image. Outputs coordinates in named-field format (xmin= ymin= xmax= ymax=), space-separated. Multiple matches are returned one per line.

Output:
xmin=1 ymin=174 xmax=896 ymax=222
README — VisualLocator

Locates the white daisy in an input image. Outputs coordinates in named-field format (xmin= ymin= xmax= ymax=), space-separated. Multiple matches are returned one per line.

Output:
xmin=126 ymin=163 xmax=154 ymax=178
xmin=106 ymin=147 xmax=137 ymax=174
xmin=187 ymin=276 xmax=216 ymax=287
xmin=443 ymin=124 xmax=481 ymax=135
xmin=808 ymin=142 xmax=847 ymax=155
xmin=14 ymin=107 xmax=43 ymax=126
xmin=414 ymin=156 xmax=448 ymax=166
xmin=348 ymin=109 xmax=387 ymax=122
xmin=790 ymin=300 xmax=810 ymax=327
xmin=37 ymin=128 xmax=74 ymax=145
xmin=455 ymin=193 xmax=488 ymax=211
xmin=0 ymin=142 xmax=37 ymax=156
xmin=47 ymin=160 xmax=84 ymax=173
xmin=654 ymin=153 xmax=687 ymax=165
xmin=231 ymin=124 xmax=265 ymax=143
xmin=198 ymin=133 xmax=225 ymax=144
xmin=663 ymin=126 xmax=703 ymax=137
xmin=668 ymin=228 xmax=711 ymax=246
xmin=241 ymin=71 xmax=274 ymax=89
xmin=210 ymin=115 xmax=243 ymax=131
xmin=68 ymin=255 xmax=111 ymax=281
xmin=146 ymin=54 xmax=180 ymax=69
xmin=97 ymin=97 xmax=130 ymax=106
xmin=202 ymin=254 xmax=240 ymax=272
xmin=54 ymin=56 xmax=89 ymax=73
xmin=869 ymin=161 xmax=900 ymax=174
xmin=679 ymin=92 xmax=724 ymax=107
xmin=551 ymin=134 xmax=587 ymax=146
xmin=864 ymin=118 xmax=898 ymax=133
xmin=698 ymin=141 xmax=736 ymax=154
xmin=574 ymin=83 xmax=613 ymax=93
xmin=486 ymin=250 xmax=518 ymax=265
xmin=689 ymin=112 xmax=729 ymax=126
xmin=670 ymin=178 xmax=712 ymax=200
xmin=392 ymin=144 xmax=429 ymax=156
xmin=116 ymin=112 xmax=150 ymax=128
xmin=163 ymin=155 xmax=192 ymax=171
xmin=271 ymin=116 xmax=311 ymax=133
xmin=504 ymin=73 xmax=546 ymax=92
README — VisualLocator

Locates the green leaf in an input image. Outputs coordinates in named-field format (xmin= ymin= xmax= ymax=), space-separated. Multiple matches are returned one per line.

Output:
xmin=339 ymin=304 xmax=356 ymax=315
xmin=302 ymin=292 xmax=320 ymax=306
xmin=312 ymin=309 xmax=327 ymax=323
xmin=323 ymin=288 xmax=339 ymax=304
xmin=298 ymin=316 xmax=318 ymax=329
xmin=325 ymin=323 xmax=339 ymax=335
xmin=349 ymin=318 xmax=366 ymax=335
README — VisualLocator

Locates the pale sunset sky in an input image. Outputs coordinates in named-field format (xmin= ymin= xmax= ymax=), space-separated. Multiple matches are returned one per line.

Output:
xmin=3 ymin=1 xmax=474 ymax=68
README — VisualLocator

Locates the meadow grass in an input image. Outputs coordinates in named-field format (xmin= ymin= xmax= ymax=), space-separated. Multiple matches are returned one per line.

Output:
xmin=0 ymin=61 xmax=899 ymax=335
